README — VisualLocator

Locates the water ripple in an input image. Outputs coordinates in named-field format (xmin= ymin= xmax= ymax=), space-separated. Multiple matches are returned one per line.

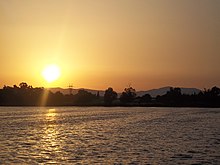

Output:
xmin=0 ymin=107 xmax=219 ymax=164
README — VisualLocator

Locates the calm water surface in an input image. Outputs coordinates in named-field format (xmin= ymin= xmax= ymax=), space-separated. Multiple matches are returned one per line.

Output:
xmin=0 ymin=107 xmax=219 ymax=164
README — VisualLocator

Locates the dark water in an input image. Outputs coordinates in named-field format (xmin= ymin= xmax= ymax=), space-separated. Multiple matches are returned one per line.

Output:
xmin=0 ymin=107 xmax=219 ymax=164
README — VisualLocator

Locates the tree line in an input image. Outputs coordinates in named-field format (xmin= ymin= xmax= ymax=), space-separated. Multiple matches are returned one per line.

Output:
xmin=0 ymin=82 xmax=220 ymax=107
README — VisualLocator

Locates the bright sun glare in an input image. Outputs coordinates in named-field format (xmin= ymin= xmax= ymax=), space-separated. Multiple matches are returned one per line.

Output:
xmin=42 ymin=64 xmax=61 ymax=83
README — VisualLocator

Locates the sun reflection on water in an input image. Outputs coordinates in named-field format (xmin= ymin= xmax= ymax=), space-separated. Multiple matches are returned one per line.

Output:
xmin=40 ymin=108 xmax=63 ymax=162
xmin=46 ymin=108 xmax=56 ymax=119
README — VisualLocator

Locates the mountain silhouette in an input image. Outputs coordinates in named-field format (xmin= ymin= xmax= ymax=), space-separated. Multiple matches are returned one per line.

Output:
xmin=48 ymin=86 xmax=200 ymax=97
xmin=136 ymin=86 xmax=201 ymax=97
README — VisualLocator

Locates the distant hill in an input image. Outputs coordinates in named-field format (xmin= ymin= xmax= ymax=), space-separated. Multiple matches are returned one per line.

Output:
xmin=136 ymin=87 xmax=201 ymax=97
xmin=48 ymin=86 xmax=201 ymax=98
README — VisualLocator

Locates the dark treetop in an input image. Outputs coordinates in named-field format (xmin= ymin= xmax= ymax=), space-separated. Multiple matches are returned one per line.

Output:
xmin=0 ymin=82 xmax=220 ymax=107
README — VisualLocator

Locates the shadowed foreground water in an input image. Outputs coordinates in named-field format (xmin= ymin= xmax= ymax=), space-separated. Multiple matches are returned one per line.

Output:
xmin=0 ymin=107 xmax=219 ymax=164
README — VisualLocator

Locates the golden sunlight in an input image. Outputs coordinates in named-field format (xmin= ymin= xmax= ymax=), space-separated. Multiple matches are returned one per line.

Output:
xmin=42 ymin=64 xmax=61 ymax=83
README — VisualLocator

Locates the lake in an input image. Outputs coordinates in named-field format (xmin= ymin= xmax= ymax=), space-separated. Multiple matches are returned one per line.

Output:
xmin=0 ymin=107 xmax=219 ymax=164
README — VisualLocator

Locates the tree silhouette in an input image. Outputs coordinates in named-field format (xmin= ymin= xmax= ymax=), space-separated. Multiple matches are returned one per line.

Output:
xmin=0 ymin=83 xmax=44 ymax=105
xmin=96 ymin=91 xmax=100 ymax=98
xmin=139 ymin=94 xmax=152 ymax=103
xmin=0 ymin=83 xmax=220 ymax=107
xmin=120 ymin=87 xmax=136 ymax=103
xmin=156 ymin=87 xmax=182 ymax=105
xmin=104 ymin=87 xmax=117 ymax=105
xmin=210 ymin=86 xmax=220 ymax=96
xmin=167 ymin=87 xmax=181 ymax=96
xmin=74 ymin=89 xmax=97 ymax=105
xmin=19 ymin=82 xmax=30 ymax=89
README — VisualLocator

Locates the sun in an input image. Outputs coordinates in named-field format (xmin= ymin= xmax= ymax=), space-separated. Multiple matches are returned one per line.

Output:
xmin=42 ymin=64 xmax=61 ymax=83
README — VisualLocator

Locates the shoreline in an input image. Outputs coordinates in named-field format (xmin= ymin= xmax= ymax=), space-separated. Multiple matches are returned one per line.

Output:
xmin=1 ymin=104 xmax=220 ymax=108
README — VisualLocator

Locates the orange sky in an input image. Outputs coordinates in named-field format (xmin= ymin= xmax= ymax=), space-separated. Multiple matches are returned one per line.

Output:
xmin=0 ymin=0 xmax=220 ymax=91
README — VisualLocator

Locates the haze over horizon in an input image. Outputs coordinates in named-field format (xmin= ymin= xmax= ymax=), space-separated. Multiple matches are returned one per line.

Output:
xmin=1 ymin=0 xmax=220 ymax=91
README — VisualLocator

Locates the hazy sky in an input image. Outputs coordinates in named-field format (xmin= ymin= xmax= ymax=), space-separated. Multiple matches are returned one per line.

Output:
xmin=0 ymin=0 xmax=220 ymax=91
